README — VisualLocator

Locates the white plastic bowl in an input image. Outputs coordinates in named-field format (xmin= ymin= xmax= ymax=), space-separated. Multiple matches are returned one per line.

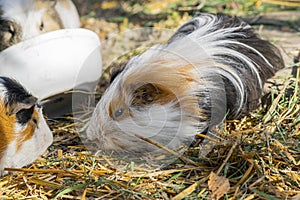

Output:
xmin=0 ymin=28 xmax=102 ymax=117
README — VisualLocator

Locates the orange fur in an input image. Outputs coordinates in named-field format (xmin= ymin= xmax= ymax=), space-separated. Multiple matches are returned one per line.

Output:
xmin=108 ymin=63 xmax=211 ymax=122
xmin=109 ymin=96 xmax=131 ymax=120
xmin=0 ymin=103 xmax=17 ymax=158
xmin=0 ymin=101 xmax=39 ymax=157
xmin=125 ymin=66 xmax=191 ymax=96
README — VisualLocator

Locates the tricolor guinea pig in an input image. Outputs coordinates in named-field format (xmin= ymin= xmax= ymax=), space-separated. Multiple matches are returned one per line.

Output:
xmin=87 ymin=13 xmax=284 ymax=155
xmin=0 ymin=77 xmax=53 ymax=175
xmin=0 ymin=0 xmax=80 ymax=51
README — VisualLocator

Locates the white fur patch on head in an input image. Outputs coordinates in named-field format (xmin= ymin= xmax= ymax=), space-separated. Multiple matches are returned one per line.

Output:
xmin=0 ymin=78 xmax=8 ymax=100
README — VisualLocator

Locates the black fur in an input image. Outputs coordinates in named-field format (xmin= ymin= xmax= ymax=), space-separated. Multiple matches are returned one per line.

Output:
xmin=0 ymin=77 xmax=36 ymax=124
xmin=216 ymin=14 xmax=283 ymax=117
xmin=16 ymin=105 xmax=35 ymax=125
xmin=110 ymin=68 xmax=124 ymax=84
xmin=168 ymin=13 xmax=284 ymax=119
xmin=1 ymin=77 xmax=31 ymax=106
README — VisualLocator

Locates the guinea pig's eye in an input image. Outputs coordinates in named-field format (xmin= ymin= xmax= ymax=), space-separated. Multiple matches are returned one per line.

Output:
xmin=16 ymin=106 xmax=35 ymax=125
xmin=39 ymin=21 xmax=44 ymax=31
xmin=32 ymin=117 xmax=38 ymax=125
xmin=114 ymin=108 xmax=124 ymax=118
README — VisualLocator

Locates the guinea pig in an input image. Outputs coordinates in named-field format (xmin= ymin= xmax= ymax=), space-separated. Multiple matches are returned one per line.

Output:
xmin=0 ymin=0 xmax=80 ymax=51
xmin=86 ymin=13 xmax=284 ymax=155
xmin=0 ymin=77 xmax=53 ymax=176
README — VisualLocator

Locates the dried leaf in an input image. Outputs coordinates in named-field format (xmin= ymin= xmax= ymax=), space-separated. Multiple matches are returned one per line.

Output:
xmin=208 ymin=172 xmax=230 ymax=200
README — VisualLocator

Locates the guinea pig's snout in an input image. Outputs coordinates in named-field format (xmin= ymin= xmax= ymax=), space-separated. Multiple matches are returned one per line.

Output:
xmin=85 ymin=121 xmax=106 ymax=150
xmin=86 ymin=121 xmax=99 ymax=141
xmin=36 ymin=107 xmax=53 ymax=146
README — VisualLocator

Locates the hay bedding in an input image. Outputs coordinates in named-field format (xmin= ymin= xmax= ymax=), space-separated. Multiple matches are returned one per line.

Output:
xmin=1 ymin=53 xmax=299 ymax=200
xmin=1 ymin=9 xmax=300 ymax=200
xmin=1 ymin=76 xmax=299 ymax=199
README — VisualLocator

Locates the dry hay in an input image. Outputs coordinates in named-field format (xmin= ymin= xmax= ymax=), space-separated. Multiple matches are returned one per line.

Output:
xmin=0 ymin=56 xmax=299 ymax=200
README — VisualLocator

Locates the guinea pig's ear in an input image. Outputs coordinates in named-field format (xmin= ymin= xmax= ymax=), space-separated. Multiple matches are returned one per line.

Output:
xmin=8 ymin=96 xmax=37 ymax=115
xmin=109 ymin=63 xmax=126 ymax=84
xmin=131 ymin=83 xmax=174 ymax=107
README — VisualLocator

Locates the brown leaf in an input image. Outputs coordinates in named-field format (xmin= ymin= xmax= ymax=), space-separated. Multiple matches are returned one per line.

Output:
xmin=208 ymin=172 xmax=230 ymax=200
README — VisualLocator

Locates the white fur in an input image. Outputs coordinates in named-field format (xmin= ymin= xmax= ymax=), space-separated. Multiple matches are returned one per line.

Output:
xmin=88 ymin=99 xmax=199 ymax=152
xmin=0 ymin=81 xmax=7 ymax=100
xmin=55 ymin=0 xmax=80 ymax=28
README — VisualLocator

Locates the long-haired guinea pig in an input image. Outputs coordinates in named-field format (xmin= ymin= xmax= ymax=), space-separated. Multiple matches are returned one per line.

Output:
xmin=0 ymin=0 xmax=80 ymax=51
xmin=0 ymin=77 xmax=53 ymax=175
xmin=87 ymin=13 xmax=284 ymax=155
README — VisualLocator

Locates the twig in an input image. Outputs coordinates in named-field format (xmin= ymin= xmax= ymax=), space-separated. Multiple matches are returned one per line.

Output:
xmin=4 ymin=168 xmax=114 ymax=176
xmin=172 ymin=177 xmax=208 ymax=200
xmin=263 ymin=81 xmax=290 ymax=123
xmin=216 ymin=139 xmax=239 ymax=175
xmin=234 ymin=159 xmax=254 ymax=187
xmin=130 ymin=167 xmax=209 ymax=178
xmin=134 ymin=134 xmax=199 ymax=166
xmin=29 ymin=178 xmax=62 ymax=189
xmin=197 ymin=133 xmax=219 ymax=143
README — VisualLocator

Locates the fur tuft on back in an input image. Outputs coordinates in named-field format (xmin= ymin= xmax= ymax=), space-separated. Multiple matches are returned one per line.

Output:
xmin=167 ymin=13 xmax=284 ymax=118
